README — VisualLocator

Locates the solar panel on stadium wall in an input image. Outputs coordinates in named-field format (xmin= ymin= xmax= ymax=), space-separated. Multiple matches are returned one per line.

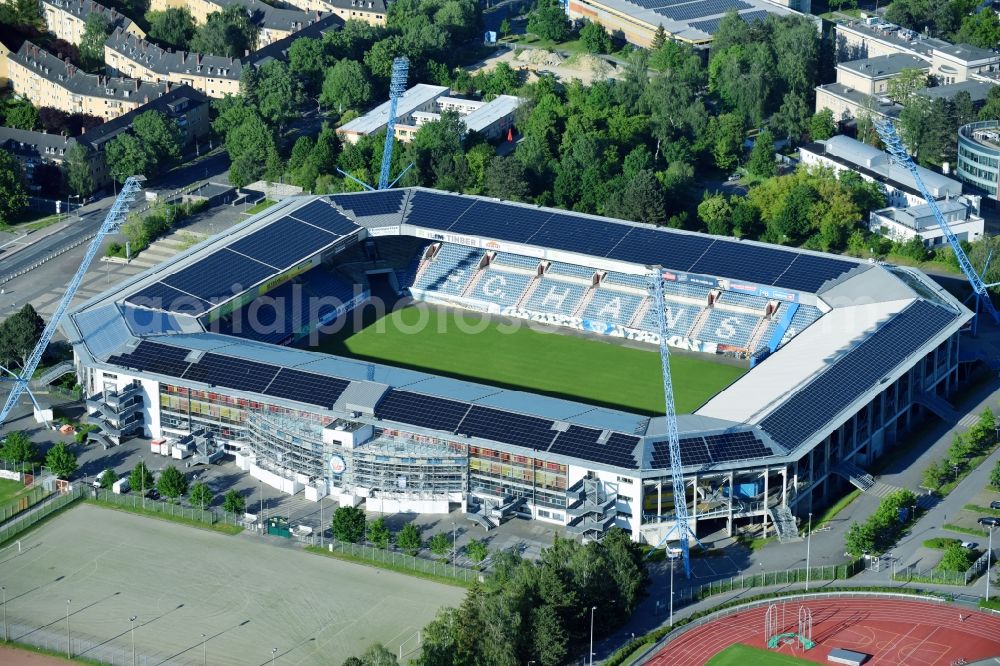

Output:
xmin=286 ymin=199 xmax=336 ymax=227
xmin=457 ymin=405 xmax=558 ymax=450
xmin=549 ymin=426 xmax=638 ymax=467
xmin=655 ymin=0 xmax=751 ymax=21
xmin=760 ymin=301 xmax=957 ymax=449
xmin=125 ymin=282 xmax=212 ymax=315
xmin=690 ymin=243 xmax=793 ymax=286
xmin=162 ymin=250 xmax=275 ymax=304
xmin=449 ymin=201 xmax=554 ymax=242
xmin=375 ymin=389 xmax=471 ymax=432
xmin=529 ymin=214 xmax=632 ymax=257
xmin=297 ymin=209 xmax=359 ymax=236
xmin=182 ymin=353 xmax=279 ymax=393
xmin=651 ymin=437 xmax=712 ymax=468
xmin=330 ymin=190 xmax=405 ymax=217
xmin=604 ymin=227 xmax=714 ymax=271
xmin=404 ymin=190 xmax=478 ymax=230
xmin=263 ymin=368 xmax=349 ymax=408
xmin=106 ymin=341 xmax=192 ymax=378
xmin=773 ymin=255 xmax=858 ymax=292
xmin=228 ymin=217 xmax=339 ymax=270
xmin=704 ymin=432 xmax=771 ymax=462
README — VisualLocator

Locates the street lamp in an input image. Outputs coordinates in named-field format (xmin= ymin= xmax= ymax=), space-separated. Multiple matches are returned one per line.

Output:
xmin=987 ymin=526 xmax=995 ymax=602
xmin=129 ymin=616 xmax=137 ymax=666
xmin=669 ymin=557 xmax=675 ymax=627
xmin=271 ymin=647 xmax=278 ymax=666
xmin=65 ymin=599 xmax=71 ymax=659
xmin=805 ymin=512 xmax=813 ymax=591
xmin=1 ymin=586 xmax=6 ymax=642
xmin=201 ymin=633 xmax=207 ymax=666
xmin=452 ymin=522 xmax=457 ymax=577
xmin=589 ymin=606 xmax=597 ymax=666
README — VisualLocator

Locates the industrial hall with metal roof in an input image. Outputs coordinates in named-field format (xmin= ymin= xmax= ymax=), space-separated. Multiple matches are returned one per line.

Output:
xmin=65 ymin=188 xmax=970 ymax=545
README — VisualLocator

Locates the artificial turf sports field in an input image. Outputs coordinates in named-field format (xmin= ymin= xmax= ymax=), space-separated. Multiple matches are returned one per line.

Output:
xmin=312 ymin=305 xmax=746 ymax=415
xmin=706 ymin=645 xmax=811 ymax=665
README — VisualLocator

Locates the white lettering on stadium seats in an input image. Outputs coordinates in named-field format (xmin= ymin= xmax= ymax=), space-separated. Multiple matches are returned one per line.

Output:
xmin=481 ymin=274 xmax=507 ymax=298
xmin=597 ymin=297 xmax=622 ymax=320
xmin=663 ymin=306 xmax=686 ymax=329
xmin=716 ymin=317 xmax=739 ymax=339
xmin=540 ymin=285 xmax=571 ymax=309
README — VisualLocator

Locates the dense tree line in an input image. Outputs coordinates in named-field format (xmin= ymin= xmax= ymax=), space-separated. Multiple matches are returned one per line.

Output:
xmin=885 ymin=0 xmax=1000 ymax=49
xmin=105 ymin=110 xmax=184 ymax=182
xmin=0 ymin=304 xmax=44 ymax=372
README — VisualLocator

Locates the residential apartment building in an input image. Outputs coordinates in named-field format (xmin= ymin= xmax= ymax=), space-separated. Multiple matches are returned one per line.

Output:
xmin=147 ymin=0 xmax=330 ymax=47
xmin=40 ymin=0 xmax=145 ymax=47
xmin=0 ymin=126 xmax=92 ymax=191
xmin=338 ymin=84 xmax=522 ymax=145
xmin=104 ymin=29 xmax=242 ymax=98
xmin=315 ymin=0 xmax=386 ymax=26
xmin=7 ymin=41 xmax=169 ymax=120
xmin=834 ymin=54 xmax=928 ymax=96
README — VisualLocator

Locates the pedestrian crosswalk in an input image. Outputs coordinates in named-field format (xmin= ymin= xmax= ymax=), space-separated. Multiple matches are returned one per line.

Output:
xmin=867 ymin=481 xmax=903 ymax=498
xmin=958 ymin=412 xmax=979 ymax=429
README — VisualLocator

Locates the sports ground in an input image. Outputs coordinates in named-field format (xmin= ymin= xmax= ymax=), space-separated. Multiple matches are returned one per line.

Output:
xmin=649 ymin=597 xmax=1000 ymax=666
xmin=0 ymin=504 xmax=464 ymax=665
xmin=312 ymin=306 xmax=746 ymax=414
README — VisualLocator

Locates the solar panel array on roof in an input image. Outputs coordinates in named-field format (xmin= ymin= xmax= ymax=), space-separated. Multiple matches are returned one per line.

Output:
xmin=652 ymin=436 xmax=712 ymax=468
xmin=760 ymin=300 xmax=958 ymax=449
xmin=162 ymin=250 xmax=274 ymax=303
xmin=655 ymin=0 xmax=750 ymax=21
xmin=457 ymin=405 xmax=557 ymax=450
xmin=330 ymin=190 xmax=405 ymax=217
xmin=704 ymin=431 xmax=771 ymax=462
xmin=182 ymin=354 xmax=278 ymax=393
xmin=628 ymin=0 xmax=696 ymax=8
xmin=547 ymin=426 xmax=635 ymax=467
xmin=402 ymin=190 xmax=859 ymax=293
xmin=264 ymin=369 xmax=349 ymax=408
xmin=375 ymin=389 xmax=470 ymax=432
xmin=690 ymin=9 xmax=768 ymax=34
xmin=125 ymin=282 xmax=212 ymax=315
xmin=228 ymin=216 xmax=339 ymax=270
xmin=106 ymin=341 xmax=192 ymax=377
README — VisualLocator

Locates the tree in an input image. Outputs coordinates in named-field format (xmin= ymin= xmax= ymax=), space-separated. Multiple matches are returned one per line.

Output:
xmin=133 ymin=110 xmax=184 ymax=169
xmin=367 ymin=517 xmax=391 ymax=549
xmin=956 ymin=10 xmax=1000 ymax=50
xmin=938 ymin=543 xmax=974 ymax=572
xmin=428 ymin=532 xmax=450 ymax=557
xmin=0 ymin=432 xmax=36 ymax=467
xmin=886 ymin=68 xmax=928 ymax=104
xmin=105 ymin=133 xmax=155 ymax=184
xmin=845 ymin=520 xmax=877 ymax=556
xmin=466 ymin=538 xmax=488 ymax=562
xmin=747 ymin=129 xmax=777 ymax=178
xmin=771 ymin=92 xmax=810 ymax=144
xmin=356 ymin=643 xmax=398 ymax=666
xmin=320 ymin=59 xmax=373 ymax=113
xmin=80 ymin=13 xmax=112 ymax=71
xmin=129 ymin=461 xmax=154 ymax=496
xmin=483 ymin=156 xmax=530 ymax=201
xmin=99 ymin=469 xmax=117 ymax=489
xmin=605 ymin=170 xmax=668 ymax=227
xmin=991 ymin=458 xmax=1000 ymax=489
xmin=146 ymin=7 xmax=196 ymax=49
xmin=0 ymin=304 xmax=44 ymax=371
xmin=331 ymin=505 xmax=366 ymax=543
xmin=5 ymin=101 xmax=39 ymax=131
xmin=527 ymin=0 xmax=570 ymax=42
xmin=531 ymin=604 xmax=568 ymax=666
xmin=809 ymin=108 xmax=836 ymax=141
xmin=948 ymin=433 xmax=974 ymax=468
xmin=288 ymin=37 xmax=328 ymax=92
xmin=65 ymin=144 xmax=95 ymax=197
xmin=711 ymin=113 xmax=744 ymax=172
xmin=190 ymin=5 xmax=258 ymax=57
xmin=45 ymin=442 xmax=77 ymax=479
xmin=396 ymin=523 xmax=422 ymax=555
xmin=499 ymin=18 xmax=511 ymax=39
xmin=652 ymin=24 xmax=667 ymax=49
xmin=222 ymin=111 xmax=281 ymax=187
xmin=157 ymin=465 xmax=188 ymax=500
xmin=223 ymin=489 xmax=246 ymax=514
xmin=698 ymin=192 xmax=733 ymax=236
xmin=980 ymin=85 xmax=1000 ymax=121
xmin=0 ymin=149 xmax=28 ymax=225
xmin=921 ymin=459 xmax=947 ymax=490
xmin=189 ymin=481 xmax=213 ymax=509
xmin=579 ymin=21 xmax=612 ymax=54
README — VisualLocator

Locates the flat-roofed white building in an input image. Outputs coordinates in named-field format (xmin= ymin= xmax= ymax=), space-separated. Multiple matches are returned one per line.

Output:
xmin=869 ymin=199 xmax=984 ymax=247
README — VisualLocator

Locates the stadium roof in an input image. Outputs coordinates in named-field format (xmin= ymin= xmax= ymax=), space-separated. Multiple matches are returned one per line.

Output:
xmin=66 ymin=189 xmax=970 ymax=474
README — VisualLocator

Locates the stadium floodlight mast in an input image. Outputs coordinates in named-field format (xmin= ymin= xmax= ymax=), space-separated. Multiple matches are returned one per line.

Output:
xmin=336 ymin=57 xmax=414 ymax=192
xmin=647 ymin=267 xmax=699 ymax=578
xmin=874 ymin=120 xmax=1000 ymax=333
xmin=0 ymin=176 xmax=145 ymax=429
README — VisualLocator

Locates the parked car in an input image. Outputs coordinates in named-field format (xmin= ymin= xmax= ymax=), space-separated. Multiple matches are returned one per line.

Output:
xmin=960 ymin=541 xmax=977 ymax=549
xmin=977 ymin=517 xmax=1000 ymax=526
xmin=990 ymin=500 xmax=1000 ymax=510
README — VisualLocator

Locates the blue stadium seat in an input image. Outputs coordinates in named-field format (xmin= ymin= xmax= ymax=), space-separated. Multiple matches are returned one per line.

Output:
xmin=414 ymin=244 xmax=484 ymax=295
xmin=782 ymin=305 xmax=823 ymax=343
xmin=664 ymin=281 xmax=712 ymax=301
xmin=471 ymin=269 xmax=534 ymax=308
xmin=494 ymin=252 xmax=541 ymax=272
xmin=604 ymin=272 xmax=649 ymax=290
xmin=523 ymin=278 xmax=587 ymax=315
xmin=547 ymin=262 xmax=597 ymax=280
xmin=717 ymin=291 xmax=770 ymax=312
xmin=698 ymin=308 xmax=761 ymax=347
xmin=638 ymin=300 xmax=700 ymax=335
xmin=581 ymin=289 xmax=645 ymax=325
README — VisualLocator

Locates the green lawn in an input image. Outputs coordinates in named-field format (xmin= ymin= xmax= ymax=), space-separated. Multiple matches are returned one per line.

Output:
xmin=707 ymin=645 xmax=814 ymax=665
xmin=244 ymin=198 xmax=277 ymax=215
xmin=309 ymin=306 xmax=745 ymax=414
xmin=0 ymin=478 xmax=27 ymax=506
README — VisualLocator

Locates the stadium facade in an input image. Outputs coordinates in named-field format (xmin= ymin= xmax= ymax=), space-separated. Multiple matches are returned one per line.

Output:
xmin=66 ymin=189 xmax=970 ymax=543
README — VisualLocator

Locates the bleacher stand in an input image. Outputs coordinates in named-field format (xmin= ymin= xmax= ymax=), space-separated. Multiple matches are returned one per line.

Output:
xmin=638 ymin=300 xmax=698 ymax=336
xmin=717 ymin=291 xmax=770 ymax=312
xmin=524 ymin=278 xmax=587 ymax=315
xmin=413 ymin=244 xmax=484 ymax=295
xmin=494 ymin=252 xmax=541 ymax=272
xmin=471 ymin=268 xmax=534 ymax=308
xmin=604 ymin=272 xmax=649 ymax=291
xmin=699 ymin=308 xmax=760 ymax=348
xmin=547 ymin=262 xmax=597 ymax=281
xmin=582 ymin=289 xmax=645 ymax=325
xmin=665 ymin=281 xmax=712 ymax=302
xmin=782 ymin=305 xmax=823 ymax=343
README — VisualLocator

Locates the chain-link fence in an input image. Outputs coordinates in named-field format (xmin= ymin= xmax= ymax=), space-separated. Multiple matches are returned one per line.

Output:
xmin=320 ymin=538 xmax=481 ymax=584
xmin=91 ymin=489 xmax=241 ymax=527
xmin=687 ymin=560 xmax=864 ymax=602
xmin=892 ymin=549 xmax=994 ymax=586
xmin=0 ymin=485 xmax=52 ymax=524
xmin=0 ymin=487 xmax=83 ymax=546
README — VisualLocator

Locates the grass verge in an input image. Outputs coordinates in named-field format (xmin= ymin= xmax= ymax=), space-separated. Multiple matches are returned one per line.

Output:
xmin=981 ymin=598 xmax=1000 ymax=611
xmin=707 ymin=644 xmax=812 ymax=665
xmin=813 ymin=488 xmax=861 ymax=530
xmin=1 ymin=639 xmax=104 ymax=664
xmin=923 ymin=537 xmax=962 ymax=549
xmin=85 ymin=499 xmax=243 ymax=535
xmin=244 ymin=199 xmax=277 ymax=215
xmin=943 ymin=523 xmax=989 ymax=537
xmin=304 ymin=545 xmax=473 ymax=589
xmin=965 ymin=503 xmax=1000 ymax=517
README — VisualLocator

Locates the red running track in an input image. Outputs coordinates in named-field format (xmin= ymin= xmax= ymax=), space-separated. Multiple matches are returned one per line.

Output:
xmin=647 ymin=598 xmax=1000 ymax=666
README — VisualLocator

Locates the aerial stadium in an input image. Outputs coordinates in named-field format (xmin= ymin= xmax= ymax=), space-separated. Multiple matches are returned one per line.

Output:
xmin=64 ymin=187 xmax=970 ymax=544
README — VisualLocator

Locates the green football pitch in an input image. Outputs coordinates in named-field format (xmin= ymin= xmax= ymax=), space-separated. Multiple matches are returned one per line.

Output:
xmin=310 ymin=306 xmax=746 ymax=415
xmin=707 ymin=645 xmax=814 ymax=665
